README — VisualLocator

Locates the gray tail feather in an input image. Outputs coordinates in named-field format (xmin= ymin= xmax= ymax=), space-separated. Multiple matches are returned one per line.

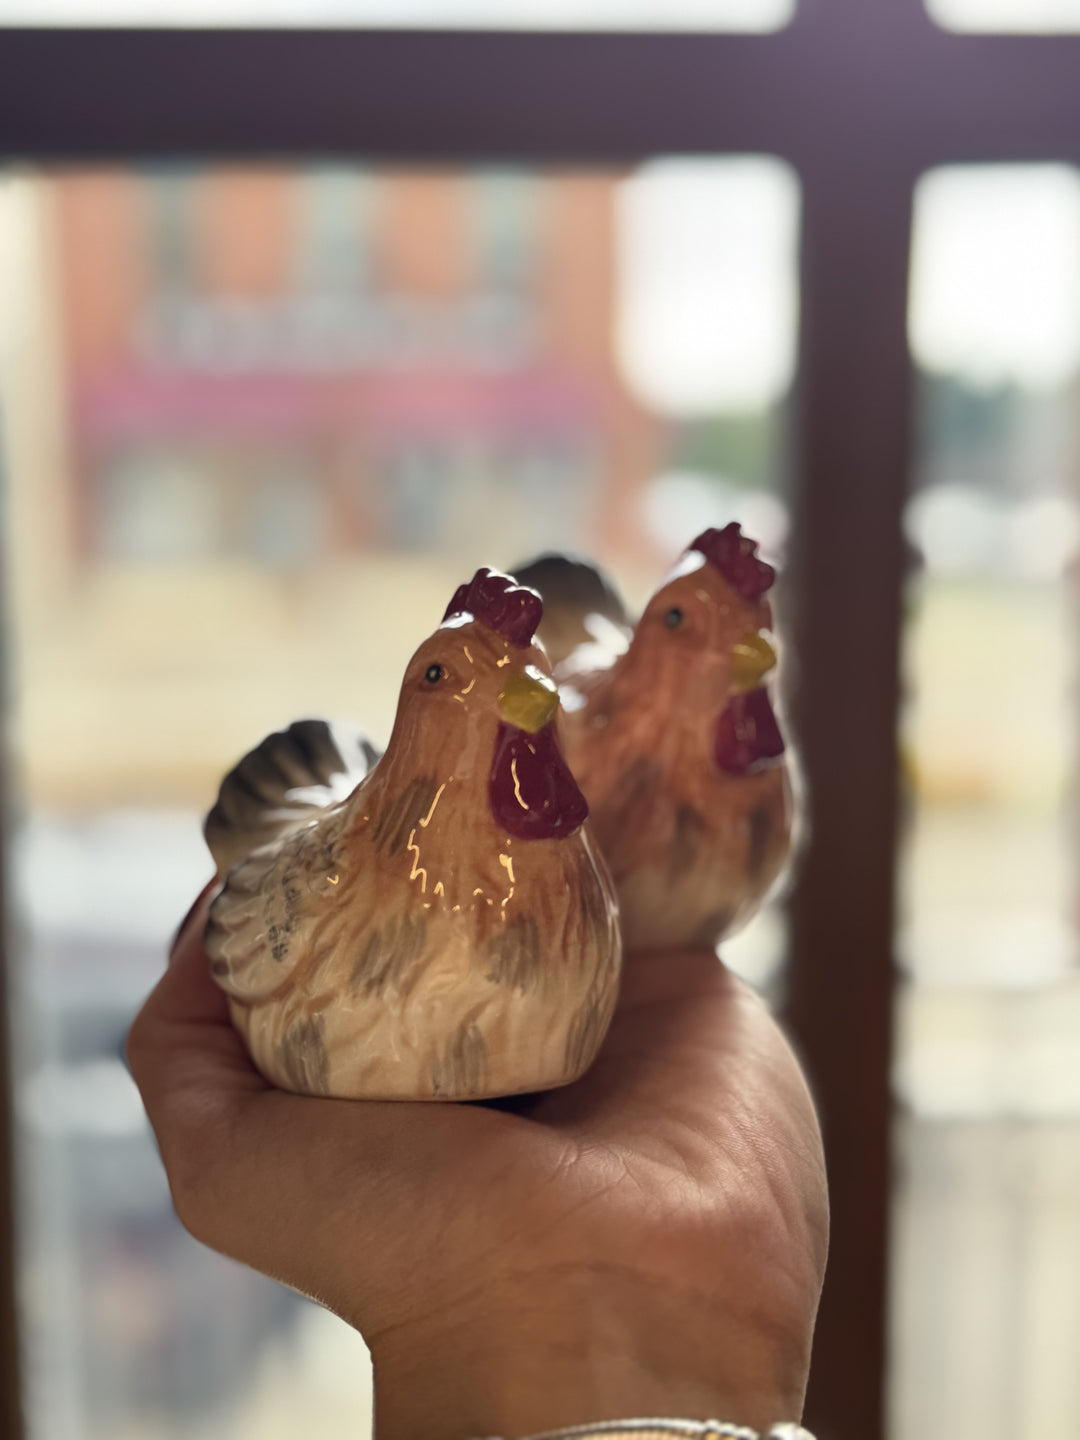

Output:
xmin=205 ymin=718 xmax=379 ymax=877
xmin=511 ymin=552 xmax=630 ymax=668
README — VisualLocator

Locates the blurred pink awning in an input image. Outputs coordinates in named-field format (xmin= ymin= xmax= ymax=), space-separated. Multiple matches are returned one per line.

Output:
xmin=75 ymin=365 xmax=602 ymax=447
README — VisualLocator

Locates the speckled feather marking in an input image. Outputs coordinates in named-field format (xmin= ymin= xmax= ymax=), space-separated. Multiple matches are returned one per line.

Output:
xmin=349 ymin=912 xmax=428 ymax=998
xmin=279 ymin=1014 xmax=330 ymax=1095
xmin=592 ymin=756 xmax=661 ymax=852
xmin=669 ymin=804 xmax=706 ymax=876
xmin=563 ymin=994 xmax=608 ymax=1079
xmin=564 ymin=849 xmax=620 ymax=1077
xmin=370 ymin=776 xmax=440 ymax=857
xmin=486 ymin=913 xmax=544 ymax=994
xmin=575 ymin=852 xmax=613 ymax=941
xmin=205 ymin=822 xmax=346 ymax=1003
xmin=432 ymin=1020 xmax=488 ymax=1097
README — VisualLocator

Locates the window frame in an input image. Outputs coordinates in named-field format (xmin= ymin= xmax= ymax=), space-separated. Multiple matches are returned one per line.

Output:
xmin=5 ymin=6 xmax=1080 ymax=1437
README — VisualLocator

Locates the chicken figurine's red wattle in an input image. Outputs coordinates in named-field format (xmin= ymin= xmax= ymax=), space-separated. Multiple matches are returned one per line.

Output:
xmin=516 ymin=525 xmax=794 ymax=950
xmin=714 ymin=687 xmax=787 ymax=777
xmin=202 ymin=569 xmax=621 ymax=1101
xmin=490 ymin=716 xmax=589 ymax=840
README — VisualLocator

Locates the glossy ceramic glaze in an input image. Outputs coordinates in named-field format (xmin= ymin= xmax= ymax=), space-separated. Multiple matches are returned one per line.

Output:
xmin=204 ymin=569 xmax=621 ymax=1101
xmin=550 ymin=526 xmax=794 ymax=950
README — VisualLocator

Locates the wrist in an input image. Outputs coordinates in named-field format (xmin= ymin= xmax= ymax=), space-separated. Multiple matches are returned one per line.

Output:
xmin=368 ymin=1265 xmax=808 ymax=1440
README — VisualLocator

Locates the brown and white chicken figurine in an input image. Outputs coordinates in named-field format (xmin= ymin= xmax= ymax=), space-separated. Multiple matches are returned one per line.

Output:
xmin=516 ymin=525 xmax=793 ymax=951
xmin=203 ymin=569 xmax=621 ymax=1102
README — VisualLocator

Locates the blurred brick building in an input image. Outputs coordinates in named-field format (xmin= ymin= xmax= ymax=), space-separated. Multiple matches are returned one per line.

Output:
xmin=55 ymin=167 xmax=655 ymax=571
xmin=2 ymin=167 xmax=659 ymax=807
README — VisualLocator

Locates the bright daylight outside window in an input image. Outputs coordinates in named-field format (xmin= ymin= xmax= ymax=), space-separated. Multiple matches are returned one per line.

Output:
xmin=0 ymin=157 xmax=799 ymax=1439
xmin=892 ymin=165 xmax=1080 ymax=1440
xmin=0 ymin=0 xmax=794 ymax=30
xmin=928 ymin=0 xmax=1080 ymax=31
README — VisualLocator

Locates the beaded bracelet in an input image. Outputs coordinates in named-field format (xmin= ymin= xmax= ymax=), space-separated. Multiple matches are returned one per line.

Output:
xmin=479 ymin=1420 xmax=815 ymax=1439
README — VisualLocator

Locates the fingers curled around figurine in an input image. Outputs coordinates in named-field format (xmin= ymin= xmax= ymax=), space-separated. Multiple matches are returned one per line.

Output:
xmin=127 ymin=888 xmax=291 ymax=1257
xmin=167 ymin=877 xmax=218 ymax=962
xmin=140 ymin=881 xmax=233 ymax=1028
xmin=128 ymin=886 xmax=267 ymax=1167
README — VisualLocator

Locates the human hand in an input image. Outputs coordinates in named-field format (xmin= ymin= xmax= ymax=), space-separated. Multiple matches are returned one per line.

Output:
xmin=128 ymin=890 xmax=828 ymax=1440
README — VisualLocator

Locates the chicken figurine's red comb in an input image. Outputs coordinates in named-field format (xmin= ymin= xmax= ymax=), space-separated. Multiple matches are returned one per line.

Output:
xmin=443 ymin=568 xmax=543 ymax=648
xmin=689 ymin=524 xmax=775 ymax=601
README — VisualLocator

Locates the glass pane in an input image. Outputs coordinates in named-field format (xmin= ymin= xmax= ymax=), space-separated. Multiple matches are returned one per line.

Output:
xmin=894 ymin=165 xmax=1080 ymax=1438
xmin=0 ymin=156 xmax=799 ymax=1437
xmin=0 ymin=0 xmax=795 ymax=32
xmin=927 ymin=0 xmax=1080 ymax=32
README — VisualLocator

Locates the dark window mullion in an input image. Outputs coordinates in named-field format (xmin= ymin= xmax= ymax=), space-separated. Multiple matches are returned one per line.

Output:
xmin=784 ymin=152 xmax=918 ymax=1440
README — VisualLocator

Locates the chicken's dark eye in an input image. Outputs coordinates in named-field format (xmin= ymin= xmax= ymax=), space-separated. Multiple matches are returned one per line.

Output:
xmin=424 ymin=663 xmax=445 ymax=684
xmin=665 ymin=607 xmax=684 ymax=629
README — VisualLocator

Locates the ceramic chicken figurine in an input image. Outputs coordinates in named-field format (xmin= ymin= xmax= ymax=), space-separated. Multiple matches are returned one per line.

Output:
xmin=515 ymin=525 xmax=793 ymax=951
xmin=203 ymin=569 xmax=621 ymax=1102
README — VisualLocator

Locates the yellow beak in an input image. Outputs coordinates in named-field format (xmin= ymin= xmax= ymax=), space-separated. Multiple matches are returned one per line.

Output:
xmin=729 ymin=632 xmax=778 ymax=693
xmin=498 ymin=666 xmax=559 ymax=733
